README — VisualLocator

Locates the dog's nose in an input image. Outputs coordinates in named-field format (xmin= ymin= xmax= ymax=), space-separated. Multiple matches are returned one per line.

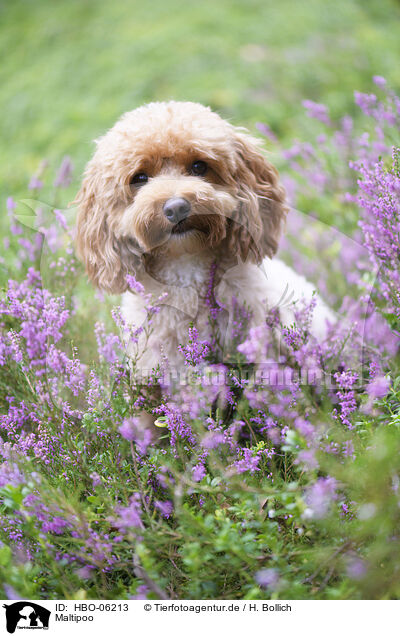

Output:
xmin=163 ymin=197 xmax=191 ymax=224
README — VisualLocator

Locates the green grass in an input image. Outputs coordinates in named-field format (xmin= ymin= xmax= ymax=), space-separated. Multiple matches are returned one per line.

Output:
xmin=1 ymin=0 xmax=400 ymax=209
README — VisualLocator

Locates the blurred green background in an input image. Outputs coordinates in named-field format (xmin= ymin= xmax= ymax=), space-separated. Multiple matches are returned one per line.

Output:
xmin=1 ymin=0 xmax=400 ymax=204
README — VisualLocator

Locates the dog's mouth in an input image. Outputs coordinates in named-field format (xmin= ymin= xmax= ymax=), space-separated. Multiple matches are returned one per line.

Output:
xmin=170 ymin=219 xmax=199 ymax=235
xmin=144 ymin=211 xmax=226 ymax=254
xmin=170 ymin=214 xmax=216 ymax=237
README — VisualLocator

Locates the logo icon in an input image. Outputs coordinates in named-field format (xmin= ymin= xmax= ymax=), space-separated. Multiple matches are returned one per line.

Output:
xmin=3 ymin=602 xmax=51 ymax=634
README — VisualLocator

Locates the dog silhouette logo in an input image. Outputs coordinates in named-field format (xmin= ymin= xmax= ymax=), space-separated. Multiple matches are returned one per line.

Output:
xmin=3 ymin=602 xmax=50 ymax=633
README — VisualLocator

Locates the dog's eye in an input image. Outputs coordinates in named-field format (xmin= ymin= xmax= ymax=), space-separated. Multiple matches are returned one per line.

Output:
xmin=129 ymin=173 xmax=148 ymax=187
xmin=190 ymin=160 xmax=208 ymax=176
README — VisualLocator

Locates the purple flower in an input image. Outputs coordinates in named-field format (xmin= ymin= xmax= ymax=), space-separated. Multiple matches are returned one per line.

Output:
xmin=131 ymin=584 xmax=149 ymax=599
xmin=232 ymin=447 xmax=267 ymax=474
xmin=155 ymin=500 xmax=173 ymax=518
xmin=126 ymin=274 xmax=145 ymax=295
xmin=178 ymin=324 xmax=210 ymax=366
xmin=304 ymin=477 xmax=337 ymax=520
xmin=373 ymin=76 xmax=387 ymax=89
xmin=94 ymin=322 xmax=121 ymax=365
xmin=6 ymin=197 xmax=16 ymax=212
xmin=237 ymin=324 xmax=271 ymax=363
xmin=76 ymin=566 xmax=95 ymax=581
xmin=153 ymin=402 xmax=195 ymax=450
xmin=255 ymin=568 xmax=280 ymax=589
xmin=354 ymin=91 xmax=378 ymax=116
xmin=3 ymin=585 xmax=22 ymax=600
xmin=0 ymin=461 xmax=25 ymax=488
xmin=54 ymin=209 xmax=68 ymax=231
xmin=346 ymin=555 xmax=367 ymax=580
xmin=256 ymin=122 xmax=278 ymax=143
xmin=294 ymin=417 xmax=316 ymax=441
xmin=118 ymin=417 xmax=152 ymax=455
xmin=297 ymin=449 xmax=318 ymax=471
xmin=201 ymin=431 xmax=226 ymax=450
xmin=42 ymin=516 xmax=70 ymax=535
xmin=366 ymin=376 xmax=390 ymax=399
xmin=118 ymin=419 xmax=137 ymax=442
xmin=28 ymin=176 xmax=43 ymax=190
xmin=90 ymin=472 xmax=102 ymax=488
xmin=333 ymin=370 xmax=358 ymax=429
xmin=54 ymin=156 xmax=73 ymax=188
xmin=111 ymin=494 xmax=143 ymax=534
xmin=302 ymin=99 xmax=331 ymax=126
xmin=192 ymin=463 xmax=206 ymax=482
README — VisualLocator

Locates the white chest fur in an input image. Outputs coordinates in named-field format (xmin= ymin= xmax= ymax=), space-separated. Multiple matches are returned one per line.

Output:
xmin=121 ymin=254 xmax=335 ymax=375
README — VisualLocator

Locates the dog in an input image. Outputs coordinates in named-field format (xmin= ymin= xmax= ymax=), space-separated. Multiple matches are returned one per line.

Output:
xmin=75 ymin=101 xmax=334 ymax=382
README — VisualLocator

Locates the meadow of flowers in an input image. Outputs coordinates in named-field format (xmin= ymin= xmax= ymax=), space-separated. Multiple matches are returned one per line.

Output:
xmin=0 ymin=78 xmax=399 ymax=600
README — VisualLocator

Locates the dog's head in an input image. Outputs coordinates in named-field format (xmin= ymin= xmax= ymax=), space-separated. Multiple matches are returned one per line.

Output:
xmin=75 ymin=101 xmax=288 ymax=293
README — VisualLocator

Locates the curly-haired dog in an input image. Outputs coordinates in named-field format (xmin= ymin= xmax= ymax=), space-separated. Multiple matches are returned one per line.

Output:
xmin=75 ymin=101 xmax=333 ymax=378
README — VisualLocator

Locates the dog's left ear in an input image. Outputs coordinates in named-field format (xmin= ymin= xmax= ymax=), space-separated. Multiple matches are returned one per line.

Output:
xmin=229 ymin=128 xmax=288 ymax=262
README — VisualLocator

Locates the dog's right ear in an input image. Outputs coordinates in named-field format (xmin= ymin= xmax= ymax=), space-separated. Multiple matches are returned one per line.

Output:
xmin=74 ymin=159 xmax=141 ymax=294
